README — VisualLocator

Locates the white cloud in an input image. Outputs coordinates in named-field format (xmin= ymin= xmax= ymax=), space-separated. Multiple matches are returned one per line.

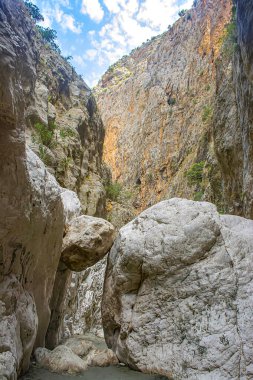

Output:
xmin=86 ymin=0 xmax=194 ymax=82
xmin=85 ymin=49 xmax=98 ymax=60
xmin=62 ymin=14 xmax=82 ymax=33
xmin=81 ymin=0 xmax=104 ymax=22
xmin=73 ymin=55 xmax=87 ymax=67
xmin=103 ymin=0 xmax=139 ymax=15
xmin=137 ymin=0 xmax=193 ymax=32
xmin=39 ymin=4 xmax=82 ymax=34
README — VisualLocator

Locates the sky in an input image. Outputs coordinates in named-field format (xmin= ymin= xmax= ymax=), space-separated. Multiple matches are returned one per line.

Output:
xmin=34 ymin=0 xmax=193 ymax=87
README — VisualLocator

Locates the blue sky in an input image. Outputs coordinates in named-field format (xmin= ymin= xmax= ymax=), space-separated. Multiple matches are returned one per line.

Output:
xmin=34 ymin=0 xmax=193 ymax=87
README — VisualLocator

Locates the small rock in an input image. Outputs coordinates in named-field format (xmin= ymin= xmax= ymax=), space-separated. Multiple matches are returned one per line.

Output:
xmin=88 ymin=349 xmax=119 ymax=367
xmin=35 ymin=345 xmax=87 ymax=374
xmin=63 ymin=337 xmax=94 ymax=357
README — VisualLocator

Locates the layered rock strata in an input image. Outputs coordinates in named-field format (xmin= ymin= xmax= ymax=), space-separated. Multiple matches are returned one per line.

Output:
xmin=102 ymin=198 xmax=253 ymax=379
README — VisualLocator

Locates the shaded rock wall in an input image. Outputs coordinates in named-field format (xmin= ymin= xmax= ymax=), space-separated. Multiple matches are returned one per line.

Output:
xmin=26 ymin=43 xmax=105 ymax=217
xmin=213 ymin=0 xmax=253 ymax=218
xmin=22 ymin=16 xmax=111 ymax=345
xmin=0 ymin=0 xmax=110 ymax=377
xmin=0 ymin=1 xmax=65 ymax=376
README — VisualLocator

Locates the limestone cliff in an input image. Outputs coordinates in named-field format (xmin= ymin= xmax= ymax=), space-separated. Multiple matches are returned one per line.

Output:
xmin=95 ymin=0 xmax=232 ymax=212
xmin=0 ymin=1 xmax=65 ymax=376
xmin=26 ymin=43 xmax=105 ymax=217
xmin=0 ymin=0 xmax=111 ymax=378
xmin=213 ymin=0 xmax=253 ymax=219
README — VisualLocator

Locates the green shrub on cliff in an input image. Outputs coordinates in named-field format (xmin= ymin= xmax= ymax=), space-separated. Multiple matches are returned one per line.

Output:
xmin=105 ymin=182 xmax=122 ymax=201
xmin=202 ymin=105 xmax=213 ymax=122
xmin=36 ymin=26 xmax=61 ymax=53
xmin=186 ymin=161 xmax=205 ymax=186
xmin=220 ymin=4 xmax=237 ymax=58
xmin=178 ymin=9 xmax=187 ymax=17
xmin=24 ymin=1 xmax=44 ymax=22
xmin=34 ymin=122 xmax=56 ymax=147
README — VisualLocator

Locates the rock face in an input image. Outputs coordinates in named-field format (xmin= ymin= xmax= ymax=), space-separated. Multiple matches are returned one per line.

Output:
xmin=0 ymin=1 xmax=65 ymax=376
xmin=26 ymin=44 xmax=105 ymax=217
xmin=213 ymin=0 xmax=253 ymax=219
xmin=95 ymin=0 xmax=232 ymax=212
xmin=102 ymin=198 xmax=253 ymax=379
xmin=22 ymin=12 xmax=112 ymax=342
xmin=0 ymin=0 xmax=110 ymax=377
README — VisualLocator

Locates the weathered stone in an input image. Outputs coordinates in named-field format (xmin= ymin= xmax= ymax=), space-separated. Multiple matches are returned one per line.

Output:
xmin=0 ymin=1 xmax=65 ymax=376
xmin=102 ymin=198 xmax=253 ymax=379
xmin=35 ymin=346 xmax=87 ymax=374
xmin=95 ymin=0 xmax=231 ymax=212
xmin=62 ymin=257 xmax=107 ymax=339
xmin=61 ymin=189 xmax=82 ymax=225
xmin=61 ymin=215 xmax=115 ymax=271
xmin=63 ymin=337 xmax=94 ymax=357
xmin=87 ymin=349 xmax=119 ymax=367
xmin=212 ymin=0 xmax=253 ymax=219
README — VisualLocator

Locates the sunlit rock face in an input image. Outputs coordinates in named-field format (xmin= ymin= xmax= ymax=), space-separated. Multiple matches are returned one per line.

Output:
xmin=102 ymin=198 xmax=253 ymax=379
xmin=95 ymin=0 xmax=232 ymax=212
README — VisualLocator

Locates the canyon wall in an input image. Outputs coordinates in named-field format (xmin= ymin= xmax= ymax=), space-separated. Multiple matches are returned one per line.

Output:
xmin=95 ymin=0 xmax=232 ymax=213
xmin=0 ymin=0 xmax=110 ymax=377
xmin=0 ymin=1 xmax=65 ymax=376
xmin=213 ymin=0 xmax=253 ymax=219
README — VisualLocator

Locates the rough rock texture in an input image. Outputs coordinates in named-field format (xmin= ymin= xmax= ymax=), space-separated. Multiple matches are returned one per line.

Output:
xmin=0 ymin=1 xmax=65 ymax=376
xmin=88 ymin=349 xmax=118 ymax=367
xmin=0 ymin=0 xmax=109 ymax=377
xmin=24 ymin=24 xmax=113 ymax=343
xmin=62 ymin=257 xmax=107 ymax=339
xmin=46 ymin=210 xmax=115 ymax=349
xmin=102 ymin=198 xmax=253 ymax=379
xmin=61 ymin=215 xmax=115 ymax=271
xmin=35 ymin=346 xmax=87 ymax=374
xmin=213 ymin=0 xmax=253 ymax=219
xmin=45 ymin=192 xmax=82 ymax=350
xmin=95 ymin=0 xmax=232 ymax=212
xmin=26 ymin=44 xmax=105 ymax=217
xmin=35 ymin=336 xmax=118 ymax=374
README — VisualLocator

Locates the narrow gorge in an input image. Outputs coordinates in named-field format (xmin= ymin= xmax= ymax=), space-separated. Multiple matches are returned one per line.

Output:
xmin=0 ymin=0 xmax=253 ymax=379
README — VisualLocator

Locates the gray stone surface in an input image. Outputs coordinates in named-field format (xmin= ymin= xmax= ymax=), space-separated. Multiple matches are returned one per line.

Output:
xmin=61 ymin=215 xmax=115 ymax=272
xmin=102 ymin=198 xmax=253 ymax=379
xmin=35 ymin=346 xmax=87 ymax=374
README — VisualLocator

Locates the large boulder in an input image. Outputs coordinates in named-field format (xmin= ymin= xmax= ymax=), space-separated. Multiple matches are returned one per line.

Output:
xmin=102 ymin=198 xmax=253 ymax=379
xmin=61 ymin=215 xmax=115 ymax=271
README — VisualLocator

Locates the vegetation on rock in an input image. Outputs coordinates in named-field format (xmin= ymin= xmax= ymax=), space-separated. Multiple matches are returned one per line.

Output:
xmin=33 ymin=122 xmax=56 ymax=147
xmin=105 ymin=182 xmax=122 ymax=201
xmin=24 ymin=1 xmax=44 ymax=21
xmin=186 ymin=161 xmax=205 ymax=186
xmin=36 ymin=26 xmax=61 ymax=53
